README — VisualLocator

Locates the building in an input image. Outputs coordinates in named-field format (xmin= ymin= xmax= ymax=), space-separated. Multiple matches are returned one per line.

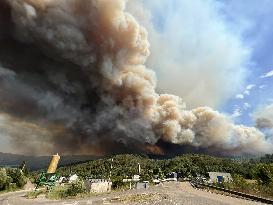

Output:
xmin=132 ymin=175 xmax=140 ymax=182
xmin=68 ymin=174 xmax=78 ymax=183
xmin=208 ymin=172 xmax=232 ymax=183
xmin=136 ymin=181 xmax=149 ymax=189
xmin=166 ymin=172 xmax=178 ymax=182
xmin=84 ymin=179 xmax=112 ymax=193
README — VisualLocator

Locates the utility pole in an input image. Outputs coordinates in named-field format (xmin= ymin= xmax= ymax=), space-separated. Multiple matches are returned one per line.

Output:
xmin=109 ymin=158 xmax=113 ymax=180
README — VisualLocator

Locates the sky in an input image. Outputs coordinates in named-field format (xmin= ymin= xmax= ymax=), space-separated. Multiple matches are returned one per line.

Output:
xmin=131 ymin=0 xmax=273 ymax=127
xmin=219 ymin=0 xmax=273 ymax=126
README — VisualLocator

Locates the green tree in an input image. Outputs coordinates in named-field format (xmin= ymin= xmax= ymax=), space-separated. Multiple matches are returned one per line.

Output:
xmin=0 ymin=169 xmax=12 ymax=190
xmin=253 ymin=163 xmax=273 ymax=185
xmin=6 ymin=168 xmax=27 ymax=188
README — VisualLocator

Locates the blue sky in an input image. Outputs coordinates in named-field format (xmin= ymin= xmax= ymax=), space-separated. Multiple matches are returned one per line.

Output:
xmin=219 ymin=0 xmax=273 ymax=126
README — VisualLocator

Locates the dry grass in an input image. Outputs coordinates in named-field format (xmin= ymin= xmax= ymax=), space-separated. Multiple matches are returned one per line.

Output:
xmin=25 ymin=189 xmax=46 ymax=199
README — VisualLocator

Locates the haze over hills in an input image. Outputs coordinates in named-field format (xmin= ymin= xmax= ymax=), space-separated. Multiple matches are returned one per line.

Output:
xmin=0 ymin=152 xmax=99 ymax=170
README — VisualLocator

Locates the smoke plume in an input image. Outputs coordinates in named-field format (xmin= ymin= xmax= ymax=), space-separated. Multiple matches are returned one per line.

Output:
xmin=0 ymin=0 xmax=272 ymax=155
xmin=127 ymin=0 xmax=250 ymax=109
xmin=254 ymin=104 xmax=273 ymax=129
xmin=253 ymin=104 xmax=273 ymax=146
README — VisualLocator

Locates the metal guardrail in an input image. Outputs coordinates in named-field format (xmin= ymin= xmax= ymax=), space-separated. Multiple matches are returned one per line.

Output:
xmin=191 ymin=181 xmax=273 ymax=204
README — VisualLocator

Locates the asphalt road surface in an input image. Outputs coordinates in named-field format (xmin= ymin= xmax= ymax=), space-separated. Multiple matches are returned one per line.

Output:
xmin=0 ymin=182 xmax=266 ymax=205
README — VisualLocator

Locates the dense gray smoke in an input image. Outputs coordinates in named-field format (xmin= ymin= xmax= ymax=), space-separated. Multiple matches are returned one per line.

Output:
xmin=0 ymin=0 xmax=272 ymax=155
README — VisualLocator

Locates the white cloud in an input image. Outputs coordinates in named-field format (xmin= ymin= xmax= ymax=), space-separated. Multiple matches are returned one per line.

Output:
xmin=244 ymin=90 xmax=250 ymax=95
xmin=259 ymin=85 xmax=266 ymax=89
xmin=260 ymin=70 xmax=273 ymax=78
xmin=231 ymin=105 xmax=242 ymax=118
xmin=231 ymin=107 xmax=242 ymax=118
xmin=235 ymin=94 xmax=244 ymax=99
xmin=241 ymin=84 xmax=255 ymax=96
xmin=243 ymin=102 xmax=251 ymax=110
xmin=246 ymin=84 xmax=255 ymax=90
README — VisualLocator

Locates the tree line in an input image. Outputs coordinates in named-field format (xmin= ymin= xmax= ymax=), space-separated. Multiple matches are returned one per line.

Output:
xmin=55 ymin=154 xmax=272 ymax=187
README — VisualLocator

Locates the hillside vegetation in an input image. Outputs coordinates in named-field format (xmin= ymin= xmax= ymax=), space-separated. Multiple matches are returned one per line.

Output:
xmin=0 ymin=168 xmax=27 ymax=192
xmin=56 ymin=154 xmax=272 ymax=186
xmin=30 ymin=154 xmax=273 ymax=199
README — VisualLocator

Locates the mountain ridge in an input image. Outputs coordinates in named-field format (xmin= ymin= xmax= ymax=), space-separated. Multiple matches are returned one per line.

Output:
xmin=0 ymin=152 xmax=99 ymax=170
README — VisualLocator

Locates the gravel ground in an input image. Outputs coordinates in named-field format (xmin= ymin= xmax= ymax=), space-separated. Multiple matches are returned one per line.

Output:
xmin=0 ymin=182 xmax=266 ymax=205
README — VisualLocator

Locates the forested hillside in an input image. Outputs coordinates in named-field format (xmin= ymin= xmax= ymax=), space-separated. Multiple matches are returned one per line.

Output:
xmin=56 ymin=154 xmax=269 ymax=181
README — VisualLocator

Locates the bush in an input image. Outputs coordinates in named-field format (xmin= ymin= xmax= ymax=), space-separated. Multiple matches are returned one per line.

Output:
xmin=222 ymin=174 xmax=248 ymax=191
xmin=47 ymin=186 xmax=68 ymax=199
xmin=221 ymin=174 xmax=273 ymax=199
xmin=111 ymin=176 xmax=124 ymax=189
xmin=6 ymin=168 xmax=27 ymax=188
xmin=140 ymin=173 xmax=152 ymax=182
xmin=0 ymin=168 xmax=28 ymax=192
xmin=47 ymin=180 xmax=86 ymax=199
xmin=253 ymin=164 xmax=273 ymax=185
xmin=66 ymin=180 xmax=86 ymax=196
xmin=257 ymin=181 xmax=273 ymax=198
xmin=26 ymin=190 xmax=46 ymax=199
xmin=0 ymin=169 xmax=12 ymax=191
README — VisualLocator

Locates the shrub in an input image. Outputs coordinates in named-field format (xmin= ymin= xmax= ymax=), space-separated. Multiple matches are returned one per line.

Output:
xmin=26 ymin=190 xmax=46 ymax=199
xmin=47 ymin=180 xmax=86 ymax=199
xmin=222 ymin=174 xmax=248 ymax=191
xmin=253 ymin=164 xmax=273 ymax=185
xmin=47 ymin=186 xmax=68 ymax=199
xmin=257 ymin=181 xmax=273 ymax=198
xmin=111 ymin=176 xmax=124 ymax=189
xmin=0 ymin=169 xmax=12 ymax=191
xmin=66 ymin=180 xmax=86 ymax=196
xmin=6 ymin=168 xmax=27 ymax=188
xmin=140 ymin=173 xmax=152 ymax=182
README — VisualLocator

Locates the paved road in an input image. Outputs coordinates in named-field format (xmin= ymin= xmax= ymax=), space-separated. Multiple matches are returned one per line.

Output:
xmin=0 ymin=182 xmax=266 ymax=205
xmin=0 ymin=190 xmax=30 ymax=205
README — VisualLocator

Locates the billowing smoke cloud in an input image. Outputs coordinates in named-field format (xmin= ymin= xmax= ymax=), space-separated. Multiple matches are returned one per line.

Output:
xmin=254 ymin=104 xmax=273 ymax=129
xmin=127 ymin=0 xmax=250 ymax=109
xmin=252 ymin=104 xmax=273 ymax=146
xmin=0 ymin=0 xmax=272 ymax=155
